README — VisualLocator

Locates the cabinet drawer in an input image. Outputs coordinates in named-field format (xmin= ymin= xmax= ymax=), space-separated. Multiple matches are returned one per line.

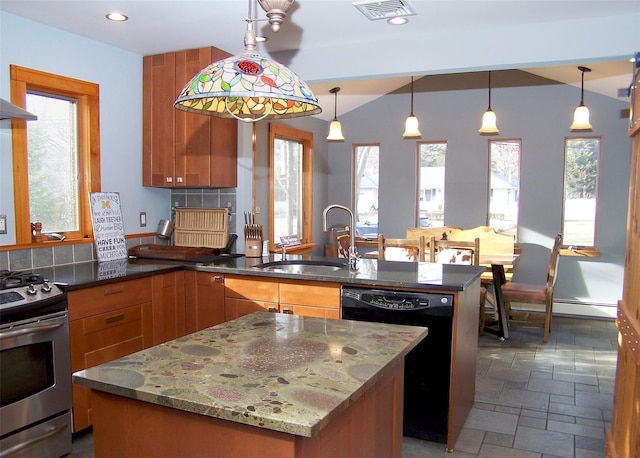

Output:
xmin=225 ymin=275 xmax=279 ymax=302
xmin=83 ymin=306 xmax=143 ymax=351
xmin=69 ymin=277 xmax=152 ymax=320
xmin=279 ymin=280 xmax=340 ymax=309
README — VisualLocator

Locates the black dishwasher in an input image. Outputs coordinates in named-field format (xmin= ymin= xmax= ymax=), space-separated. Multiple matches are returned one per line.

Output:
xmin=341 ymin=286 xmax=454 ymax=443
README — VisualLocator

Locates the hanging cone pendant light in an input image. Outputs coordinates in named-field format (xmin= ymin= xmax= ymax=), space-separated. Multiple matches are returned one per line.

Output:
xmin=403 ymin=76 xmax=422 ymax=139
xmin=327 ymin=87 xmax=345 ymax=141
xmin=570 ymin=66 xmax=593 ymax=132
xmin=479 ymin=71 xmax=499 ymax=135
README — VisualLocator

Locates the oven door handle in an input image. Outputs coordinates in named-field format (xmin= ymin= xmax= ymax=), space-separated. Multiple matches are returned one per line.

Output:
xmin=0 ymin=422 xmax=69 ymax=457
xmin=0 ymin=321 xmax=64 ymax=341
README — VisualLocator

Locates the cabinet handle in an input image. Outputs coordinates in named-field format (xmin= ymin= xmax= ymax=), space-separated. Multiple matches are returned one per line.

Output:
xmin=282 ymin=308 xmax=293 ymax=314
xmin=176 ymin=177 xmax=183 ymax=183
xmin=213 ymin=276 xmax=224 ymax=284
xmin=166 ymin=177 xmax=173 ymax=183
xmin=105 ymin=313 xmax=125 ymax=324
xmin=268 ymin=307 xmax=278 ymax=313
xmin=103 ymin=287 xmax=124 ymax=296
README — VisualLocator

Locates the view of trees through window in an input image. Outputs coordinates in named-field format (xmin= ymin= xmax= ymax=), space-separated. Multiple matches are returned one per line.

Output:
xmin=272 ymin=137 xmax=303 ymax=242
xmin=27 ymin=92 xmax=80 ymax=233
xmin=489 ymin=139 xmax=520 ymax=235
xmin=353 ymin=144 xmax=379 ymax=237
xmin=563 ymin=137 xmax=600 ymax=247
xmin=417 ymin=142 xmax=447 ymax=228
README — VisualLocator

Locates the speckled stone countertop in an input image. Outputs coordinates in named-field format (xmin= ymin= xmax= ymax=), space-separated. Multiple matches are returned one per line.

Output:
xmin=73 ymin=312 xmax=427 ymax=437
xmin=39 ymin=254 xmax=484 ymax=292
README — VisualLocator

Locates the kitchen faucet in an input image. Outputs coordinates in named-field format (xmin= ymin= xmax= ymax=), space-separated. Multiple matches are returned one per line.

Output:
xmin=322 ymin=204 xmax=358 ymax=270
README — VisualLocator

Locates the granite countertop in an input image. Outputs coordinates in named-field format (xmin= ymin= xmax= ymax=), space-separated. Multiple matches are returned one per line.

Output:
xmin=36 ymin=254 xmax=484 ymax=292
xmin=73 ymin=312 xmax=427 ymax=437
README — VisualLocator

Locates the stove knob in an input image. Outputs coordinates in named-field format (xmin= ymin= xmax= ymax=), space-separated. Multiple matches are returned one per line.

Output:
xmin=41 ymin=282 xmax=52 ymax=293
xmin=26 ymin=284 xmax=38 ymax=295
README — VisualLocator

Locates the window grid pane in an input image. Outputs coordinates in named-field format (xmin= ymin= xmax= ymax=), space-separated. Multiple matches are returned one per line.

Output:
xmin=418 ymin=142 xmax=447 ymax=228
xmin=26 ymin=93 xmax=80 ymax=233
xmin=489 ymin=140 xmax=520 ymax=235
xmin=273 ymin=137 xmax=303 ymax=242
xmin=563 ymin=138 xmax=599 ymax=247
xmin=353 ymin=145 xmax=379 ymax=238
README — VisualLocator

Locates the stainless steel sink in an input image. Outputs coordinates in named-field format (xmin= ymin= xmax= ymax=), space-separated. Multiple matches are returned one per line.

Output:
xmin=253 ymin=260 xmax=347 ymax=273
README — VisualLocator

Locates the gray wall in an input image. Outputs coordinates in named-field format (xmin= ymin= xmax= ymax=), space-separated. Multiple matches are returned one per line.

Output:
xmin=323 ymin=71 xmax=631 ymax=314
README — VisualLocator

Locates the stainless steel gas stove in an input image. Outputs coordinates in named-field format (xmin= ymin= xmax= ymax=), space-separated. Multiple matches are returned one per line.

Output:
xmin=0 ymin=270 xmax=72 ymax=458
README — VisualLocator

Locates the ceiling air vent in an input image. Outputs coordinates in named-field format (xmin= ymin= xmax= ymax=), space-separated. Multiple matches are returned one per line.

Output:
xmin=353 ymin=0 xmax=418 ymax=21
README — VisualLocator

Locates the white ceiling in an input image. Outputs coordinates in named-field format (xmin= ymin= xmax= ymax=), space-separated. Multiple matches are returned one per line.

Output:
xmin=1 ymin=0 xmax=637 ymax=120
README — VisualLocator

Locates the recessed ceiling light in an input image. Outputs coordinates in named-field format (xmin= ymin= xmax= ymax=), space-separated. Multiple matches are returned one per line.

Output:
xmin=387 ymin=17 xmax=408 ymax=25
xmin=105 ymin=12 xmax=128 ymax=22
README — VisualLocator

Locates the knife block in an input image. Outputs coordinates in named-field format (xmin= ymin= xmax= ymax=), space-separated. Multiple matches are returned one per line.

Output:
xmin=245 ymin=237 xmax=263 ymax=258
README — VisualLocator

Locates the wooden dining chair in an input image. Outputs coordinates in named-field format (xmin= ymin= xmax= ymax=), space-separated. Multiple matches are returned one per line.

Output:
xmin=500 ymin=233 xmax=562 ymax=343
xmin=377 ymin=235 xmax=426 ymax=262
xmin=330 ymin=227 xmax=351 ymax=258
xmin=429 ymin=236 xmax=480 ymax=266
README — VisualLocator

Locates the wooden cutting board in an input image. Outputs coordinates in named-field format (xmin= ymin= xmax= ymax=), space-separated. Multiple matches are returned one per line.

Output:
xmin=128 ymin=244 xmax=213 ymax=260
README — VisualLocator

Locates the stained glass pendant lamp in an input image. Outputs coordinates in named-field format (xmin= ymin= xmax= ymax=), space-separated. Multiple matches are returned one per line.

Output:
xmin=402 ymin=76 xmax=422 ymax=138
xmin=327 ymin=87 xmax=345 ymax=141
xmin=174 ymin=0 xmax=321 ymax=122
xmin=479 ymin=71 xmax=499 ymax=135
xmin=570 ymin=66 xmax=593 ymax=132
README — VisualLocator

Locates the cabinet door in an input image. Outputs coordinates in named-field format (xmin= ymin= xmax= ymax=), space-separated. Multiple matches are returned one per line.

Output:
xmin=184 ymin=271 xmax=226 ymax=334
xmin=224 ymin=297 xmax=279 ymax=321
xmin=279 ymin=280 xmax=340 ymax=308
xmin=175 ymin=47 xmax=238 ymax=188
xmin=69 ymin=303 xmax=150 ymax=432
xmin=151 ymin=270 xmax=186 ymax=345
xmin=143 ymin=52 xmax=176 ymax=186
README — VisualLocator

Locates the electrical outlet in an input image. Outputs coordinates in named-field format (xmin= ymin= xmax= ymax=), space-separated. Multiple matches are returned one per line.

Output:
xmin=140 ymin=212 xmax=147 ymax=227
xmin=0 ymin=214 xmax=6 ymax=234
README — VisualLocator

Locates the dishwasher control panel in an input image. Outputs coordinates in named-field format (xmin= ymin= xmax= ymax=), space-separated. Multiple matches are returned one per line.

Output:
xmin=341 ymin=286 xmax=453 ymax=313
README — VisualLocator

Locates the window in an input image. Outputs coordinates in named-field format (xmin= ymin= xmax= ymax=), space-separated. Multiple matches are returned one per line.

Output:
xmin=269 ymin=123 xmax=313 ymax=248
xmin=562 ymin=137 xmax=600 ymax=248
xmin=10 ymin=65 xmax=100 ymax=244
xmin=352 ymin=144 xmax=379 ymax=237
xmin=488 ymin=139 xmax=520 ymax=235
xmin=417 ymin=141 xmax=446 ymax=228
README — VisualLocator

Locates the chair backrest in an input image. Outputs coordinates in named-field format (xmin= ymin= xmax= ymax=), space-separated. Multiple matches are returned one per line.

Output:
xmin=546 ymin=233 xmax=563 ymax=289
xmin=377 ymin=235 xmax=426 ymax=262
xmin=429 ymin=236 xmax=480 ymax=266
xmin=330 ymin=227 xmax=350 ymax=258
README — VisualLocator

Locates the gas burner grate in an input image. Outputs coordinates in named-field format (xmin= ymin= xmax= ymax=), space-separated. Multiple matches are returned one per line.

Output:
xmin=0 ymin=270 xmax=45 ymax=290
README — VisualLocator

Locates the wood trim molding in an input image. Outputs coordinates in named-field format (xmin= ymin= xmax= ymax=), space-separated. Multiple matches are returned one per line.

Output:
xmin=617 ymin=299 xmax=640 ymax=365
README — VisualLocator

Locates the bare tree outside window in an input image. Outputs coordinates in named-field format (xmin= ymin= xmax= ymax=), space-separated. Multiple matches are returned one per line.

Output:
xmin=352 ymin=144 xmax=379 ymax=237
xmin=417 ymin=142 xmax=446 ymax=228
xmin=27 ymin=93 xmax=80 ymax=234
xmin=488 ymin=139 xmax=521 ymax=235
xmin=273 ymin=137 xmax=302 ymax=241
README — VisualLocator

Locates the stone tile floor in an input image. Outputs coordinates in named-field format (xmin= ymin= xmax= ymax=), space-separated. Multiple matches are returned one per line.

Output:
xmin=70 ymin=316 xmax=617 ymax=457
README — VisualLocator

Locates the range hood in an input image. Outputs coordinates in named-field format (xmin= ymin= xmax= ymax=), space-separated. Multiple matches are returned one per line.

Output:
xmin=0 ymin=98 xmax=37 ymax=121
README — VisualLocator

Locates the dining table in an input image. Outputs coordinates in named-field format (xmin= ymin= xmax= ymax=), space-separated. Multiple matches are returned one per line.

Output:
xmin=479 ymin=254 xmax=520 ymax=340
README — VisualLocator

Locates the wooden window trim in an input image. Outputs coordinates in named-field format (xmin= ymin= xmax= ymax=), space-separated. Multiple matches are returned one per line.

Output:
xmin=10 ymin=65 xmax=101 ymax=245
xmin=268 ymin=123 xmax=313 ymax=250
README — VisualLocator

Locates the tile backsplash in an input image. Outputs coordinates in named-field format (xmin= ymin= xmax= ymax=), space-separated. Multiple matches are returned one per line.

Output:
xmin=0 ymin=235 xmax=161 ymax=272
xmin=0 ymin=187 xmax=237 ymax=272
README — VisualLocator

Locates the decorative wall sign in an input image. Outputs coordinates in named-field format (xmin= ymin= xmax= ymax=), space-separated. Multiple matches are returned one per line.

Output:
xmin=89 ymin=192 xmax=127 ymax=261
xmin=279 ymin=234 xmax=301 ymax=246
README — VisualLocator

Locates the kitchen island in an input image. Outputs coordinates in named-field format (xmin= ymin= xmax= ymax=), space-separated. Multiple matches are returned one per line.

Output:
xmin=73 ymin=311 xmax=427 ymax=458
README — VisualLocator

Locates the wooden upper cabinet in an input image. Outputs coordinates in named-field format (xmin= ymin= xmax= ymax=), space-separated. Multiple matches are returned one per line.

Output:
xmin=143 ymin=46 xmax=238 ymax=188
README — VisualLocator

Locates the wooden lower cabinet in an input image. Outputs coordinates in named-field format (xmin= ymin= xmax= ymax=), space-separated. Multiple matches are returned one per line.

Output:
xmin=224 ymin=275 xmax=340 ymax=320
xmin=184 ymin=270 xmax=226 ymax=333
xmin=68 ymin=277 xmax=154 ymax=432
xmin=279 ymin=279 xmax=340 ymax=319
xmin=151 ymin=270 xmax=186 ymax=345
xmin=224 ymin=275 xmax=280 ymax=320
